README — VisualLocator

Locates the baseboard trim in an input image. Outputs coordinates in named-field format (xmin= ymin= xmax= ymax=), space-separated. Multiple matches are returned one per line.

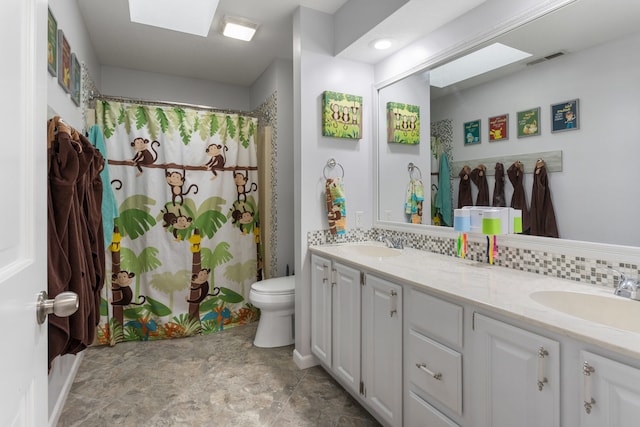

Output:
xmin=293 ymin=349 xmax=318 ymax=370
xmin=48 ymin=351 xmax=84 ymax=427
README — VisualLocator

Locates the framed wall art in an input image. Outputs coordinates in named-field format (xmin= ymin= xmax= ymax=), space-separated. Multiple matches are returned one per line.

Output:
xmin=70 ymin=53 xmax=81 ymax=106
xmin=463 ymin=119 xmax=481 ymax=145
xmin=322 ymin=91 xmax=362 ymax=139
xmin=488 ymin=114 xmax=508 ymax=142
xmin=386 ymin=102 xmax=420 ymax=144
xmin=57 ymin=29 xmax=71 ymax=93
xmin=516 ymin=107 xmax=540 ymax=138
xmin=47 ymin=7 xmax=57 ymax=76
xmin=551 ymin=99 xmax=579 ymax=132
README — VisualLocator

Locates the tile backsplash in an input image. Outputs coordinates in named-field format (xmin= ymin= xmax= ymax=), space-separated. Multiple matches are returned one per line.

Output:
xmin=307 ymin=228 xmax=639 ymax=289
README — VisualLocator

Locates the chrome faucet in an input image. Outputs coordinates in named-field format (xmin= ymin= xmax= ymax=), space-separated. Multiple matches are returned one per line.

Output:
xmin=380 ymin=235 xmax=404 ymax=249
xmin=610 ymin=268 xmax=640 ymax=300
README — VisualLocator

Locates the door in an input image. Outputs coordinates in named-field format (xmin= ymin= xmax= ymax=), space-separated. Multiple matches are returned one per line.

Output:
xmin=0 ymin=0 xmax=48 ymax=426
xmin=332 ymin=262 xmax=361 ymax=394
xmin=362 ymin=274 xmax=402 ymax=427
xmin=310 ymin=254 xmax=332 ymax=365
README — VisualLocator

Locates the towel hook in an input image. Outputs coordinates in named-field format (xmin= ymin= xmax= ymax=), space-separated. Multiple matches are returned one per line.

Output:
xmin=323 ymin=158 xmax=344 ymax=179
xmin=408 ymin=162 xmax=422 ymax=180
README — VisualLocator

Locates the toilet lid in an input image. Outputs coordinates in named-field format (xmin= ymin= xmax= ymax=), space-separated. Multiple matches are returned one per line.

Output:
xmin=251 ymin=276 xmax=295 ymax=295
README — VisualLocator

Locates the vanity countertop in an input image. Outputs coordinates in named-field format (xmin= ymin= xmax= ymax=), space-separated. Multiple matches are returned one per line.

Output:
xmin=309 ymin=242 xmax=640 ymax=360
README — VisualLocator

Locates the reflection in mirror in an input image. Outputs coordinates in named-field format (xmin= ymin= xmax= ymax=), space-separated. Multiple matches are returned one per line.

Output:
xmin=377 ymin=0 xmax=640 ymax=247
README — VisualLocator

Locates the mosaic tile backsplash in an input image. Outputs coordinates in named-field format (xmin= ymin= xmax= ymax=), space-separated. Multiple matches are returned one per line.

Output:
xmin=307 ymin=228 xmax=639 ymax=290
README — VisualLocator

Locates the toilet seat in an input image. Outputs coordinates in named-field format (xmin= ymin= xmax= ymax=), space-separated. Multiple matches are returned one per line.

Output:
xmin=251 ymin=276 xmax=295 ymax=295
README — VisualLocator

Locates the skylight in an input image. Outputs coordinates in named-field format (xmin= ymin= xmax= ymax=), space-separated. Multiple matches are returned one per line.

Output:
xmin=429 ymin=43 xmax=532 ymax=88
xmin=128 ymin=0 xmax=219 ymax=37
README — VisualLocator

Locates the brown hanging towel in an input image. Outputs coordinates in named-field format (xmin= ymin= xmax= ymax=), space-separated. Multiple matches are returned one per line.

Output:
xmin=492 ymin=162 xmax=506 ymax=207
xmin=457 ymin=165 xmax=472 ymax=208
xmin=470 ymin=164 xmax=489 ymax=206
xmin=507 ymin=161 xmax=530 ymax=234
xmin=529 ymin=159 xmax=559 ymax=238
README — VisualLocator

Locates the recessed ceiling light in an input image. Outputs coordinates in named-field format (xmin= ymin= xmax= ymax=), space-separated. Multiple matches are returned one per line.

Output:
xmin=128 ymin=0 xmax=219 ymax=37
xmin=429 ymin=43 xmax=532 ymax=88
xmin=371 ymin=39 xmax=393 ymax=50
xmin=222 ymin=16 xmax=258 ymax=42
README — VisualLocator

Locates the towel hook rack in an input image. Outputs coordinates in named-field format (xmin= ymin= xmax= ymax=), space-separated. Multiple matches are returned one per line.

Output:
xmin=323 ymin=158 xmax=344 ymax=179
xmin=408 ymin=162 xmax=422 ymax=180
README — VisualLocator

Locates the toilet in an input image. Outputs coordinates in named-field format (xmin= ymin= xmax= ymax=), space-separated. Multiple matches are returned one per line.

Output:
xmin=249 ymin=275 xmax=295 ymax=348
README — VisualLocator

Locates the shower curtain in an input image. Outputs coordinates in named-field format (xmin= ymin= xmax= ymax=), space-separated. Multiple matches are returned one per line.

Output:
xmin=95 ymin=100 xmax=261 ymax=345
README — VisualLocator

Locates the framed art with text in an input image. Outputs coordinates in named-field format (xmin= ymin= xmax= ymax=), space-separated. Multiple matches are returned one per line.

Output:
xmin=551 ymin=99 xmax=579 ymax=132
xmin=463 ymin=119 xmax=481 ymax=145
xmin=488 ymin=114 xmax=509 ymax=141
xmin=516 ymin=107 xmax=540 ymax=138
xmin=47 ymin=8 xmax=57 ymax=76
xmin=57 ymin=29 xmax=71 ymax=93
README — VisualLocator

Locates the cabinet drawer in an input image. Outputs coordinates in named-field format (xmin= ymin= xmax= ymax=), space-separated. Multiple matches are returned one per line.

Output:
xmin=407 ymin=390 xmax=460 ymax=427
xmin=408 ymin=288 xmax=463 ymax=348
xmin=408 ymin=329 xmax=462 ymax=415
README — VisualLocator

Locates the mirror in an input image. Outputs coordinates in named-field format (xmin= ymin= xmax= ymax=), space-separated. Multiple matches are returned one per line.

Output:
xmin=376 ymin=0 xmax=640 ymax=247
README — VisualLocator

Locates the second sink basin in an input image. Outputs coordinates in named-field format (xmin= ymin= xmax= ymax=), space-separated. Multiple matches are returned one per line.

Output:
xmin=342 ymin=244 xmax=401 ymax=258
xmin=530 ymin=290 xmax=640 ymax=333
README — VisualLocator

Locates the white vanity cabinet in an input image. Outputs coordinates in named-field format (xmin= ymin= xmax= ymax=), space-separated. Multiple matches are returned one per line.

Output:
xmin=404 ymin=287 xmax=463 ymax=427
xmin=310 ymin=254 xmax=361 ymax=394
xmin=362 ymin=274 xmax=403 ymax=427
xmin=579 ymin=350 xmax=640 ymax=427
xmin=474 ymin=314 xmax=560 ymax=427
xmin=310 ymin=254 xmax=403 ymax=426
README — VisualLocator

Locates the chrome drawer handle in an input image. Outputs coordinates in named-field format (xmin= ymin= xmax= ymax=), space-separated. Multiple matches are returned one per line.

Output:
xmin=416 ymin=363 xmax=442 ymax=380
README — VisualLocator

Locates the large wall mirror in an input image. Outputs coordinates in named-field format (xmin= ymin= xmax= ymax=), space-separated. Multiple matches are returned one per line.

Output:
xmin=376 ymin=0 xmax=640 ymax=247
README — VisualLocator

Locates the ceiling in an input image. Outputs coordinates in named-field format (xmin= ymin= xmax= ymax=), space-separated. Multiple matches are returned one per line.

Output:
xmin=77 ymin=0 xmax=484 ymax=87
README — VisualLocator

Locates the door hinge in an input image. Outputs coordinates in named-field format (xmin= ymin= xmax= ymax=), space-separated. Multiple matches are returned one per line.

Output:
xmin=360 ymin=272 xmax=366 ymax=286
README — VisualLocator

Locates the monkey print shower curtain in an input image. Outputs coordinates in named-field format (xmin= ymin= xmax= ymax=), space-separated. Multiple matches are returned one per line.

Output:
xmin=95 ymin=100 xmax=261 ymax=345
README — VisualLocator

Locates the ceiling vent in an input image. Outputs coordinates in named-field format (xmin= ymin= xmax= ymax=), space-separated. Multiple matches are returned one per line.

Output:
xmin=526 ymin=51 xmax=566 ymax=66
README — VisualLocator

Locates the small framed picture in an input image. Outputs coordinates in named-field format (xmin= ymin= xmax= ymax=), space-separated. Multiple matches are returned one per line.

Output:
xmin=516 ymin=107 xmax=540 ymax=138
xmin=47 ymin=8 xmax=57 ymax=76
xmin=386 ymin=102 xmax=420 ymax=144
xmin=321 ymin=91 xmax=363 ymax=139
xmin=70 ymin=53 xmax=81 ymax=106
xmin=57 ymin=29 xmax=71 ymax=93
xmin=551 ymin=99 xmax=579 ymax=133
xmin=463 ymin=119 xmax=481 ymax=145
xmin=488 ymin=114 xmax=509 ymax=142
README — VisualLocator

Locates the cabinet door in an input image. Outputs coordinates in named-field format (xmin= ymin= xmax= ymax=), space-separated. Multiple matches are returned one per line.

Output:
xmin=362 ymin=274 xmax=403 ymax=427
xmin=310 ymin=254 xmax=332 ymax=366
xmin=581 ymin=351 xmax=640 ymax=427
xmin=475 ymin=314 xmax=560 ymax=427
xmin=332 ymin=262 xmax=362 ymax=394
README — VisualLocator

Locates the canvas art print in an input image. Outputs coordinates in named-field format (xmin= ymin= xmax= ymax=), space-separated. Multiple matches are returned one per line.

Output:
xmin=387 ymin=102 xmax=420 ymax=144
xmin=463 ymin=119 xmax=481 ymax=145
xmin=551 ymin=99 xmax=579 ymax=132
xmin=57 ymin=29 xmax=71 ymax=93
xmin=517 ymin=107 xmax=540 ymax=137
xmin=488 ymin=114 xmax=508 ymax=141
xmin=47 ymin=8 xmax=57 ymax=76
xmin=70 ymin=53 xmax=81 ymax=106
xmin=322 ymin=91 xmax=363 ymax=139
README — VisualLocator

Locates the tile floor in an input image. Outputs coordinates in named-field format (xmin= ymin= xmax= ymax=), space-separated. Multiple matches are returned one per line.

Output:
xmin=57 ymin=322 xmax=381 ymax=426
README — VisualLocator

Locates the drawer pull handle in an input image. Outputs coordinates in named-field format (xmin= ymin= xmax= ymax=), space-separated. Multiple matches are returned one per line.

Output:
xmin=416 ymin=363 xmax=442 ymax=380
xmin=322 ymin=264 xmax=328 ymax=284
xmin=537 ymin=346 xmax=549 ymax=391
xmin=582 ymin=361 xmax=596 ymax=414
xmin=390 ymin=290 xmax=398 ymax=317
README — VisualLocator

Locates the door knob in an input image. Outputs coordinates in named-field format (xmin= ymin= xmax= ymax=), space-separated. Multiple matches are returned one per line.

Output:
xmin=36 ymin=291 xmax=79 ymax=325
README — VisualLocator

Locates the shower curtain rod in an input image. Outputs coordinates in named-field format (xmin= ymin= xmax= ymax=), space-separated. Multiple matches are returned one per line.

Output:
xmin=88 ymin=91 xmax=257 ymax=117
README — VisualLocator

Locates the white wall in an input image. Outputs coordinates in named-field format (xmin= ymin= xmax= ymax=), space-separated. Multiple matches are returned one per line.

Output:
xmin=48 ymin=0 xmax=101 ymax=129
xmin=432 ymin=31 xmax=640 ymax=246
xmin=293 ymin=7 xmax=375 ymax=367
xmin=100 ymin=65 xmax=251 ymax=111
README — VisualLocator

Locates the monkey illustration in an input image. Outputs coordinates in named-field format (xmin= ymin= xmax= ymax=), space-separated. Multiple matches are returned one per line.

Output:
xmin=111 ymin=271 xmax=146 ymax=306
xmin=130 ymin=138 xmax=160 ymax=176
xmin=166 ymin=170 xmax=199 ymax=206
xmin=186 ymin=268 xmax=220 ymax=304
xmin=234 ymin=171 xmax=258 ymax=203
xmin=161 ymin=207 xmax=193 ymax=240
xmin=231 ymin=203 xmax=255 ymax=234
xmin=205 ymin=144 xmax=228 ymax=179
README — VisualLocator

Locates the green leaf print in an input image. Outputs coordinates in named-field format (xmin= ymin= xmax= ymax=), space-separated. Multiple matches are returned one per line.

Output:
xmin=194 ymin=210 xmax=227 ymax=239
xmin=144 ymin=296 xmax=171 ymax=317
xmin=218 ymin=287 xmax=244 ymax=304
xmin=100 ymin=297 xmax=109 ymax=317
xmin=198 ymin=296 xmax=219 ymax=313
xmin=156 ymin=108 xmax=169 ymax=134
xmin=196 ymin=196 xmax=226 ymax=217
xmin=120 ymin=194 xmax=156 ymax=213
xmin=124 ymin=307 xmax=143 ymax=320
xmin=226 ymin=115 xmax=236 ymax=139
xmin=174 ymin=108 xmax=191 ymax=145
xmin=205 ymin=242 xmax=234 ymax=268
xmin=209 ymin=114 xmax=219 ymax=137
xmin=135 ymin=106 xmax=148 ymax=129
xmin=119 ymin=208 xmax=156 ymax=239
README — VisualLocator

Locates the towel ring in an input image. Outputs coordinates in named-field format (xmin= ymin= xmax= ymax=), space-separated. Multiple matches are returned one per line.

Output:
xmin=323 ymin=158 xmax=344 ymax=179
xmin=408 ymin=162 xmax=422 ymax=180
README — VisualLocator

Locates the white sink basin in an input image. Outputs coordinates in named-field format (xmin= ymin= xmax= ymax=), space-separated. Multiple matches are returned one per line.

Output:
xmin=342 ymin=245 xmax=401 ymax=258
xmin=530 ymin=290 xmax=640 ymax=333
